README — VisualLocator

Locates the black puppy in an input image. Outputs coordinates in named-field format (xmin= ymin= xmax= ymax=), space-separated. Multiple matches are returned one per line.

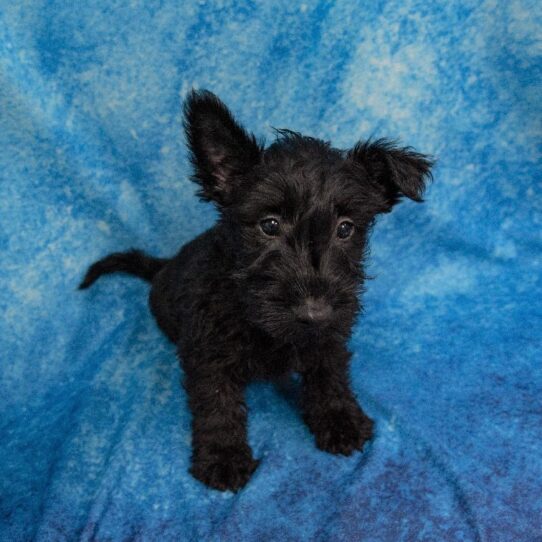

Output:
xmin=80 ymin=90 xmax=433 ymax=491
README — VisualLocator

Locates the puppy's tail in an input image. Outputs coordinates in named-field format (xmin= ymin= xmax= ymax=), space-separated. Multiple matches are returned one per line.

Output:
xmin=78 ymin=249 xmax=168 ymax=290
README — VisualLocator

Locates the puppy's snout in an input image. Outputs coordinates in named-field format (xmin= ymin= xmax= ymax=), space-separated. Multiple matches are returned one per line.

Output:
xmin=295 ymin=297 xmax=332 ymax=323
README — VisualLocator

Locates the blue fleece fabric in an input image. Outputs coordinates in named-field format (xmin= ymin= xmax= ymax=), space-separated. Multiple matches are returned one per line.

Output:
xmin=1 ymin=1 xmax=541 ymax=540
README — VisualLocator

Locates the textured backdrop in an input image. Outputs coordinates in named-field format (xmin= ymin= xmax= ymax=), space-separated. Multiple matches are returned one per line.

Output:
xmin=1 ymin=1 xmax=541 ymax=541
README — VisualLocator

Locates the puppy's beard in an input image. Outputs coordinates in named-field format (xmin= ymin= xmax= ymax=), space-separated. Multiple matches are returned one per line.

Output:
xmin=245 ymin=295 xmax=358 ymax=345
xmin=237 ymin=267 xmax=362 ymax=345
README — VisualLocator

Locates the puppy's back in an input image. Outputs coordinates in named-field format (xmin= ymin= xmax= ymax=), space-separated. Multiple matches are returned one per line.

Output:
xmin=149 ymin=225 xmax=228 ymax=344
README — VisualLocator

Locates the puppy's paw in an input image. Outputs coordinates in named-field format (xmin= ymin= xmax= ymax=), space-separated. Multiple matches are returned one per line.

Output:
xmin=191 ymin=446 xmax=259 ymax=492
xmin=312 ymin=408 xmax=374 ymax=456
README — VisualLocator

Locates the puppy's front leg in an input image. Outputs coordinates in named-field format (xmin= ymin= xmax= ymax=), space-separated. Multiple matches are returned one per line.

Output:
xmin=301 ymin=346 xmax=374 ymax=455
xmin=185 ymin=369 xmax=258 ymax=491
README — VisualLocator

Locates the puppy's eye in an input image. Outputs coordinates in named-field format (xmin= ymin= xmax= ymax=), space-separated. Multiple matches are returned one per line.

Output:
xmin=337 ymin=220 xmax=354 ymax=239
xmin=260 ymin=217 xmax=280 ymax=237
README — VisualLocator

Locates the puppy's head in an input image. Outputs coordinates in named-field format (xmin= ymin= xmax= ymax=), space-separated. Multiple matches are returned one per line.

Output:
xmin=184 ymin=90 xmax=433 ymax=344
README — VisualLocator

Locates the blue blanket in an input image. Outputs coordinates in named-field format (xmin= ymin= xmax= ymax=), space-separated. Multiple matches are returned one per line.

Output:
xmin=1 ymin=1 xmax=541 ymax=540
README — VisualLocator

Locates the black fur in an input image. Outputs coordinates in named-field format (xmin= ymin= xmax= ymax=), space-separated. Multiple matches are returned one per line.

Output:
xmin=80 ymin=90 xmax=433 ymax=492
xmin=79 ymin=249 xmax=168 ymax=289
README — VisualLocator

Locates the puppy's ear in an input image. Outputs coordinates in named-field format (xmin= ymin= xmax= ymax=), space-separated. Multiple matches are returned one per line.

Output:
xmin=348 ymin=138 xmax=434 ymax=212
xmin=184 ymin=90 xmax=262 ymax=206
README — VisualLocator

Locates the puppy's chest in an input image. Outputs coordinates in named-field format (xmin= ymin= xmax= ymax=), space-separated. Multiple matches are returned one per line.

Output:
xmin=245 ymin=341 xmax=302 ymax=379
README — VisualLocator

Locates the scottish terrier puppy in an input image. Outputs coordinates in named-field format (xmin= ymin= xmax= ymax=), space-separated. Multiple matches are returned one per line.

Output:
xmin=80 ymin=90 xmax=433 ymax=491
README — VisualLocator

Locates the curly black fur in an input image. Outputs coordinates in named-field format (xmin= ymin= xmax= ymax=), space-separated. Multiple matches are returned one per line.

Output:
xmin=80 ymin=90 xmax=433 ymax=492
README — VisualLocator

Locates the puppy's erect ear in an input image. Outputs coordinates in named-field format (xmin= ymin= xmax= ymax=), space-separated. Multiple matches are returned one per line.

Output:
xmin=184 ymin=90 xmax=262 ymax=205
xmin=348 ymin=138 xmax=434 ymax=212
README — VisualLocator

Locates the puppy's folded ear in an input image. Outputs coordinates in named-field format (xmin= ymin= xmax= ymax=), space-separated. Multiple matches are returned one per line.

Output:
xmin=184 ymin=90 xmax=262 ymax=206
xmin=348 ymin=138 xmax=434 ymax=212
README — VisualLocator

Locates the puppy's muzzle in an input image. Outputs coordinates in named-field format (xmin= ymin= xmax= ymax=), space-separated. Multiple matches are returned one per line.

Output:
xmin=294 ymin=297 xmax=332 ymax=324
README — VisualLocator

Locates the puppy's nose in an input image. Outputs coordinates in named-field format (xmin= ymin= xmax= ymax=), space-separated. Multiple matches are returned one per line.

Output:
xmin=295 ymin=297 xmax=332 ymax=323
